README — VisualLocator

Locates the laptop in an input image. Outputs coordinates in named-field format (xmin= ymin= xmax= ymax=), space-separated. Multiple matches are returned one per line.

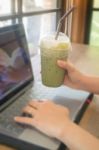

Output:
xmin=0 ymin=24 xmax=92 ymax=150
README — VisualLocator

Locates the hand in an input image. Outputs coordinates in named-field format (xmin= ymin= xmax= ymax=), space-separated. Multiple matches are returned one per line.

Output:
xmin=57 ymin=60 xmax=84 ymax=90
xmin=14 ymin=100 xmax=70 ymax=139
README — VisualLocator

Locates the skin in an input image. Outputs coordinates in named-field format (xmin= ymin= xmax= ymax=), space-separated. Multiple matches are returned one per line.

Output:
xmin=14 ymin=60 xmax=99 ymax=150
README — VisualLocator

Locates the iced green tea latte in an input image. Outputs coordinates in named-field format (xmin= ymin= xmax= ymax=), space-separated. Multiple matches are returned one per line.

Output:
xmin=40 ymin=33 xmax=71 ymax=87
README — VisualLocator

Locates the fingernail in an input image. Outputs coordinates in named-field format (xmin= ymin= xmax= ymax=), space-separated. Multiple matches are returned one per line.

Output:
xmin=57 ymin=60 xmax=65 ymax=65
xmin=14 ymin=117 xmax=18 ymax=121
xmin=57 ymin=60 xmax=63 ymax=64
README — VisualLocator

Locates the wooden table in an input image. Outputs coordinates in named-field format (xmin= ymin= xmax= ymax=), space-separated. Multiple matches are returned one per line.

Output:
xmin=1 ymin=43 xmax=99 ymax=150
xmin=71 ymin=43 xmax=99 ymax=76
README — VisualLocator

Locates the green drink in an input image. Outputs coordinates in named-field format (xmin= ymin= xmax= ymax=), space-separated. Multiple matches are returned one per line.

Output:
xmin=40 ymin=33 xmax=71 ymax=87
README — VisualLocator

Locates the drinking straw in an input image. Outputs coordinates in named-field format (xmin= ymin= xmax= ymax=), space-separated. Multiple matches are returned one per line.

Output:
xmin=55 ymin=6 xmax=75 ymax=40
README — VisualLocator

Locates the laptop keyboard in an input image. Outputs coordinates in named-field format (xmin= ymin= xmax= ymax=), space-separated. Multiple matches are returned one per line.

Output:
xmin=0 ymin=82 xmax=57 ymax=136
xmin=0 ymin=94 xmax=31 ymax=135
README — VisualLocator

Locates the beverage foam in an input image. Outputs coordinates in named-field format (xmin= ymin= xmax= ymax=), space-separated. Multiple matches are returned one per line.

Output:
xmin=40 ymin=32 xmax=71 ymax=50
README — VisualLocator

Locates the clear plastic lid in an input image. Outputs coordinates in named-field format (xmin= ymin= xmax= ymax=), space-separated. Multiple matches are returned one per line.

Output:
xmin=40 ymin=32 xmax=71 ymax=50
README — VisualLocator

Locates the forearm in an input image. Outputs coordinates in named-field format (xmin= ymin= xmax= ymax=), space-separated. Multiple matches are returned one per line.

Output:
xmin=59 ymin=121 xmax=99 ymax=150
xmin=80 ymin=75 xmax=99 ymax=94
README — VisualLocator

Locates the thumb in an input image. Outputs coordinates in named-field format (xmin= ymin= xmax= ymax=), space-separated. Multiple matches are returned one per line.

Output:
xmin=57 ymin=60 xmax=74 ymax=72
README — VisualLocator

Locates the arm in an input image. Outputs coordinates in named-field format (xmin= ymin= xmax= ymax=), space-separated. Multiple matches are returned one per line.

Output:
xmin=14 ymin=100 xmax=99 ymax=150
xmin=57 ymin=60 xmax=99 ymax=94
xmin=80 ymin=75 xmax=99 ymax=94
xmin=59 ymin=120 xmax=99 ymax=150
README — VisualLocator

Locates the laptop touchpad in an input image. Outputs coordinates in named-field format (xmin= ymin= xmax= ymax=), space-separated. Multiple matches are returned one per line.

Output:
xmin=19 ymin=129 xmax=60 ymax=150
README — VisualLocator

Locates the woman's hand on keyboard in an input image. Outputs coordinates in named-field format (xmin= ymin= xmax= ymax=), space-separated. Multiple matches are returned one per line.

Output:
xmin=14 ymin=100 xmax=70 ymax=139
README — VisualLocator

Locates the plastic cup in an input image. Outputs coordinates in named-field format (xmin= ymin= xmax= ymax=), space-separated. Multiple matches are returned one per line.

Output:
xmin=40 ymin=32 xmax=71 ymax=87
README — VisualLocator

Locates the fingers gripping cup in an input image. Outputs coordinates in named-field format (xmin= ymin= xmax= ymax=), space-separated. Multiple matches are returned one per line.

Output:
xmin=40 ymin=32 xmax=71 ymax=87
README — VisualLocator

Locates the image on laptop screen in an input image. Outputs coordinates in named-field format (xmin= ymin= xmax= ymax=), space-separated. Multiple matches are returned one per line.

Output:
xmin=0 ymin=24 xmax=33 ymax=101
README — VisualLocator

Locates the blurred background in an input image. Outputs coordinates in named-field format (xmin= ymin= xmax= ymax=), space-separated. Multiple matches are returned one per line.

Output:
xmin=0 ymin=0 xmax=99 ymax=55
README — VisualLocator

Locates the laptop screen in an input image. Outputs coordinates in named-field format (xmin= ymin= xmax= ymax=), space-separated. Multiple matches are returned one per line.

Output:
xmin=0 ymin=24 xmax=33 ymax=104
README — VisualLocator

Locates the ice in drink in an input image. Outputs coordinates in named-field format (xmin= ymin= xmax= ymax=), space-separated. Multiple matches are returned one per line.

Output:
xmin=40 ymin=32 xmax=71 ymax=87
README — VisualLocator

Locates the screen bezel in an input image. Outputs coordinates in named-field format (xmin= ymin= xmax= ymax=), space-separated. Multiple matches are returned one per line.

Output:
xmin=0 ymin=24 xmax=34 ymax=106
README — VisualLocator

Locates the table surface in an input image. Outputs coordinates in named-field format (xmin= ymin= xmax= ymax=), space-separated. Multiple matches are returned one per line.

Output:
xmin=0 ymin=43 xmax=99 ymax=150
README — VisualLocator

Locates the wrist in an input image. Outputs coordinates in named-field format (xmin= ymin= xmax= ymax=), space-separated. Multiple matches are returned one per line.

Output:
xmin=58 ymin=120 xmax=80 ymax=149
xmin=77 ymin=73 xmax=87 ymax=91
xmin=79 ymin=74 xmax=91 ymax=91
xmin=57 ymin=119 xmax=73 ymax=143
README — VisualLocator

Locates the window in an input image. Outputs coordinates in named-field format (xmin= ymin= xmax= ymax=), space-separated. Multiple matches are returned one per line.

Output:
xmin=23 ymin=0 xmax=57 ymax=12
xmin=0 ymin=0 xmax=62 ymax=55
xmin=85 ymin=0 xmax=99 ymax=46
xmin=23 ymin=13 xmax=56 ymax=55
xmin=0 ymin=0 xmax=11 ymax=15
xmin=90 ymin=11 xmax=99 ymax=46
